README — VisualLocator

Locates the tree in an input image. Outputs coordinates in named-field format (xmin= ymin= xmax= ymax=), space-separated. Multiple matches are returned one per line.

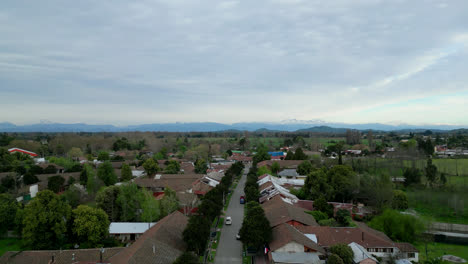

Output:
xmin=240 ymin=201 xmax=272 ymax=249
xmin=328 ymin=254 xmax=344 ymax=264
xmin=271 ymin=161 xmax=281 ymax=175
xmin=173 ymin=251 xmax=199 ymax=264
xmin=84 ymin=164 xmax=98 ymax=194
xmin=303 ymin=169 xmax=334 ymax=201
xmin=253 ymin=145 xmax=270 ymax=165
xmin=68 ymin=147 xmax=83 ymax=161
xmin=244 ymin=185 xmax=260 ymax=203
xmin=97 ymin=161 xmax=117 ymax=186
xmin=403 ymin=167 xmax=422 ymax=186
xmin=256 ymin=165 xmax=272 ymax=176
xmin=293 ymin=147 xmax=308 ymax=160
xmin=48 ymin=175 xmax=65 ymax=193
xmin=140 ymin=189 xmax=161 ymax=222
xmin=392 ymin=190 xmax=408 ymax=210
xmin=23 ymin=172 xmax=39 ymax=185
xmin=0 ymin=194 xmax=19 ymax=235
xmin=336 ymin=209 xmax=351 ymax=227
xmin=160 ymin=187 xmax=179 ymax=217
xmin=369 ymin=209 xmax=424 ymax=242
xmin=97 ymin=151 xmax=110 ymax=161
xmin=22 ymin=190 xmax=71 ymax=249
xmin=183 ymin=215 xmax=211 ymax=255
xmin=165 ymin=160 xmax=181 ymax=174
xmin=297 ymin=161 xmax=313 ymax=175
xmin=328 ymin=165 xmax=358 ymax=202
xmin=357 ymin=174 xmax=394 ymax=212
xmin=72 ymin=205 xmax=110 ymax=247
xmin=143 ymin=158 xmax=160 ymax=177
xmin=330 ymin=244 xmax=353 ymax=264
xmin=96 ymin=186 xmax=121 ymax=222
xmin=195 ymin=158 xmax=207 ymax=174
xmin=239 ymin=137 xmax=248 ymax=150
xmin=79 ymin=165 xmax=88 ymax=185
xmin=117 ymin=183 xmax=144 ymax=222
xmin=121 ymin=163 xmax=132 ymax=182
xmin=313 ymin=196 xmax=334 ymax=218
xmin=63 ymin=185 xmax=82 ymax=208
xmin=44 ymin=164 xmax=57 ymax=174
xmin=285 ymin=150 xmax=294 ymax=160
xmin=425 ymin=158 xmax=438 ymax=187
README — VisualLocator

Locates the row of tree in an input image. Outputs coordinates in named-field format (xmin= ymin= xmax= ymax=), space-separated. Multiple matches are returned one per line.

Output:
xmin=182 ymin=162 xmax=245 ymax=256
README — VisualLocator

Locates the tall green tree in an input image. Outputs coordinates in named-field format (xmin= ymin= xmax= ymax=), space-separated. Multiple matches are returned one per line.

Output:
xmin=270 ymin=161 xmax=281 ymax=175
xmin=425 ymin=158 xmax=438 ymax=187
xmin=194 ymin=158 xmax=207 ymax=174
xmin=117 ymin=183 xmax=144 ymax=221
xmin=143 ymin=158 xmax=159 ymax=177
xmin=85 ymin=164 xmax=98 ymax=194
xmin=297 ymin=160 xmax=313 ymax=175
xmin=164 ymin=160 xmax=181 ymax=174
xmin=239 ymin=201 xmax=272 ymax=249
xmin=293 ymin=147 xmax=308 ymax=160
xmin=96 ymin=186 xmax=121 ymax=221
xmin=328 ymin=254 xmax=344 ymax=264
xmin=97 ymin=151 xmax=110 ymax=161
xmin=285 ymin=150 xmax=294 ymax=160
xmin=97 ymin=161 xmax=117 ymax=186
xmin=328 ymin=165 xmax=358 ymax=202
xmin=0 ymin=194 xmax=19 ymax=235
xmin=369 ymin=209 xmax=424 ymax=243
xmin=48 ymin=175 xmax=65 ymax=193
xmin=72 ymin=205 xmax=110 ymax=247
xmin=173 ymin=251 xmax=199 ymax=264
xmin=160 ymin=187 xmax=179 ymax=217
xmin=140 ymin=189 xmax=161 ymax=222
xmin=392 ymin=190 xmax=408 ymax=210
xmin=329 ymin=244 xmax=353 ymax=264
xmin=253 ymin=144 xmax=270 ymax=165
xmin=403 ymin=167 xmax=422 ymax=186
xmin=183 ymin=215 xmax=211 ymax=255
xmin=22 ymin=190 xmax=71 ymax=249
xmin=121 ymin=163 xmax=132 ymax=182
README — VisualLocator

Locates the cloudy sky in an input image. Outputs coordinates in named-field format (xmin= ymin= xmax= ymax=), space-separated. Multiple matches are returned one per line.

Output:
xmin=1 ymin=0 xmax=468 ymax=126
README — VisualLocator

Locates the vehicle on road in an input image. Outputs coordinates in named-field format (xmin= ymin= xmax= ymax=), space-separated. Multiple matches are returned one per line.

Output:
xmin=236 ymin=233 xmax=241 ymax=240
xmin=225 ymin=216 xmax=232 ymax=225
xmin=240 ymin=196 xmax=245 ymax=204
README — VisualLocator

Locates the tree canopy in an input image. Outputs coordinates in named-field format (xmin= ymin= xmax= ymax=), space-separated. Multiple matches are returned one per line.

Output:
xmin=239 ymin=201 xmax=272 ymax=249
xmin=22 ymin=190 xmax=71 ymax=249
xmin=97 ymin=161 xmax=117 ymax=186
xmin=72 ymin=205 xmax=110 ymax=247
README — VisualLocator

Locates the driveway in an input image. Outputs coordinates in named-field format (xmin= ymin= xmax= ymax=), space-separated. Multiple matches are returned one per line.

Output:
xmin=214 ymin=165 xmax=249 ymax=264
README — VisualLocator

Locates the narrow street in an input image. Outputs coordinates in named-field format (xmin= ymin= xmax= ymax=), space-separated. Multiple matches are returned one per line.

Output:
xmin=214 ymin=165 xmax=249 ymax=264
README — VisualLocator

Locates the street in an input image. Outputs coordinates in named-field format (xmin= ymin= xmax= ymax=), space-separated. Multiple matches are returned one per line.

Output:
xmin=214 ymin=165 xmax=249 ymax=264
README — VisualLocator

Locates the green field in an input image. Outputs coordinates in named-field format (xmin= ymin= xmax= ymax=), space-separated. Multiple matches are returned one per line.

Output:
xmin=415 ymin=242 xmax=468 ymax=262
xmin=0 ymin=238 xmax=21 ymax=256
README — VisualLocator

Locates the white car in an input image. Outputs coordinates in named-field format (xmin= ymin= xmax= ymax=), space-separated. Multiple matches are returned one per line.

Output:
xmin=225 ymin=216 xmax=232 ymax=225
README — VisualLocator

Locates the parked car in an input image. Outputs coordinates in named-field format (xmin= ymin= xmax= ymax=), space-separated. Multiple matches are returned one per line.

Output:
xmin=225 ymin=216 xmax=232 ymax=225
xmin=240 ymin=196 xmax=245 ymax=204
xmin=236 ymin=233 xmax=241 ymax=240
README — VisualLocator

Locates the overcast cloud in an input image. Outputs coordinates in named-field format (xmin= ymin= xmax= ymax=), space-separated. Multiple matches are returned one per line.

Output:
xmin=1 ymin=0 xmax=467 ymax=125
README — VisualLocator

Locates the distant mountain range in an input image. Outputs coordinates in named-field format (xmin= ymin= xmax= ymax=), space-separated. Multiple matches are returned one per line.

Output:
xmin=1 ymin=121 xmax=467 ymax=133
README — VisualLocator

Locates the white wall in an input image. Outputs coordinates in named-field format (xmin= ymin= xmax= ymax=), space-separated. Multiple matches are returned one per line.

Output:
xmin=275 ymin=242 xmax=304 ymax=253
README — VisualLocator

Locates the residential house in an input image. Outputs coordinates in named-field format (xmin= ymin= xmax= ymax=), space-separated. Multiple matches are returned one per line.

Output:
xmin=108 ymin=211 xmax=189 ymax=264
xmin=192 ymin=175 xmax=220 ymax=196
xmin=258 ymin=174 xmax=301 ymax=203
xmin=262 ymin=196 xmax=318 ymax=228
xmin=278 ymin=169 xmax=306 ymax=180
xmin=109 ymin=222 xmax=156 ymax=243
xmin=257 ymin=160 xmax=304 ymax=170
xmin=296 ymin=223 xmax=419 ymax=262
xmin=294 ymin=200 xmax=369 ymax=218
xmin=134 ymin=174 xmax=204 ymax=193
xmin=269 ymin=223 xmax=326 ymax=264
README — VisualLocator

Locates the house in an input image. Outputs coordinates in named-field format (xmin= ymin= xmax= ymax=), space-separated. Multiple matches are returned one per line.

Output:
xmin=258 ymin=174 xmax=301 ymax=203
xmin=0 ymin=247 xmax=124 ymax=264
xmin=296 ymin=223 xmax=419 ymax=262
xmin=349 ymin=242 xmax=378 ymax=264
xmin=229 ymin=153 xmax=253 ymax=163
xmin=109 ymin=222 xmax=156 ymax=242
xmin=8 ymin=148 xmax=38 ymax=157
xmin=268 ymin=152 xmax=286 ymax=160
xmin=108 ymin=211 xmax=188 ymax=264
xmin=269 ymin=223 xmax=326 ymax=264
xmin=257 ymin=160 xmax=304 ymax=170
xmin=192 ymin=175 xmax=220 ymax=196
xmin=262 ymin=196 xmax=318 ymax=228
xmin=134 ymin=174 xmax=204 ymax=193
xmin=294 ymin=200 xmax=369 ymax=218
xmin=278 ymin=169 xmax=306 ymax=180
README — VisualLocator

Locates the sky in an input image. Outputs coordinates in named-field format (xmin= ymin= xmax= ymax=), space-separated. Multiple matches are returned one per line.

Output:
xmin=1 ymin=0 xmax=468 ymax=126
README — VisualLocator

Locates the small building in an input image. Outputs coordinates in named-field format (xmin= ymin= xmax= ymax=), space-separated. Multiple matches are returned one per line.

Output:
xmin=109 ymin=222 xmax=156 ymax=242
xmin=8 ymin=148 xmax=38 ymax=157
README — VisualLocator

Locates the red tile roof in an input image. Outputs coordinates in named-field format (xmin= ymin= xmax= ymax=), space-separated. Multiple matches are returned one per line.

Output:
xmin=270 ymin=224 xmax=325 ymax=254
xmin=262 ymin=196 xmax=318 ymax=228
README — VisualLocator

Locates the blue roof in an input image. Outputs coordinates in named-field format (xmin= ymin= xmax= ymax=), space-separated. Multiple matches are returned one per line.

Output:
xmin=268 ymin=152 xmax=285 ymax=156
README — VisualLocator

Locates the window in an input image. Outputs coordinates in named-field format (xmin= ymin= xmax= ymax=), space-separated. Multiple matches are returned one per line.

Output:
xmin=408 ymin=253 xmax=415 ymax=258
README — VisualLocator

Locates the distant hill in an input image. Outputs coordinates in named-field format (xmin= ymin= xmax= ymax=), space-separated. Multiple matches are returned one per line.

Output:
xmin=0 ymin=121 xmax=467 ymax=133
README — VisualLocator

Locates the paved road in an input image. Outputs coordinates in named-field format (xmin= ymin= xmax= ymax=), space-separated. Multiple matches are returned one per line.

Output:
xmin=214 ymin=165 xmax=249 ymax=264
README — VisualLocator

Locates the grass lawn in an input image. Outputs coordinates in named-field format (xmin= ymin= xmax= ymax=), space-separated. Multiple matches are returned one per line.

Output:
xmin=218 ymin=217 xmax=224 ymax=229
xmin=415 ymin=242 xmax=468 ymax=262
xmin=0 ymin=238 xmax=21 ymax=256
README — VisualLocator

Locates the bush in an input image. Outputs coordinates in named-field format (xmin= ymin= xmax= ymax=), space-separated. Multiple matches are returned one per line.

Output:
xmin=368 ymin=209 xmax=425 ymax=242
xmin=307 ymin=210 xmax=328 ymax=222
xmin=392 ymin=190 xmax=408 ymax=210
xmin=318 ymin=218 xmax=339 ymax=227
xmin=329 ymin=244 xmax=353 ymax=264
